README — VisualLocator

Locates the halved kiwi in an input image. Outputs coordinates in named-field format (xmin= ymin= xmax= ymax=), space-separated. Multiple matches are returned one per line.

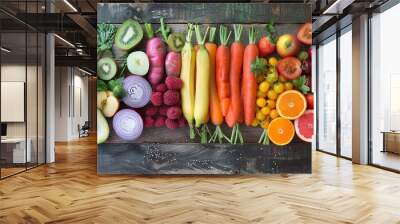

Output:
xmin=114 ymin=19 xmax=143 ymax=51
xmin=167 ymin=32 xmax=185 ymax=52
xmin=97 ymin=57 xmax=117 ymax=81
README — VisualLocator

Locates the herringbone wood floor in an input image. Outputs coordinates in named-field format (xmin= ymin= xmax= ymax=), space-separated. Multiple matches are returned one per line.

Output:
xmin=1 ymin=135 xmax=400 ymax=224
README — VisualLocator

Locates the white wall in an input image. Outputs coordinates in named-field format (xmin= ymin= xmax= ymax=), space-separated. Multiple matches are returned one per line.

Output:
xmin=54 ymin=67 xmax=89 ymax=141
xmin=1 ymin=64 xmax=46 ymax=164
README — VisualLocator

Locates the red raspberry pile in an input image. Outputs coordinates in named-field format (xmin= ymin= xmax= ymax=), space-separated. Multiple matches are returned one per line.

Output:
xmin=144 ymin=76 xmax=186 ymax=129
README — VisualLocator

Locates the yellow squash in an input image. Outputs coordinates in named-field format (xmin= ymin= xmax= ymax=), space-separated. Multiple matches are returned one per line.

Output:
xmin=180 ymin=24 xmax=196 ymax=139
xmin=194 ymin=25 xmax=210 ymax=127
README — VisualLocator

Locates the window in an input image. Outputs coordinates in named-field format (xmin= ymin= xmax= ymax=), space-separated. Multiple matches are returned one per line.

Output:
xmin=370 ymin=3 xmax=400 ymax=171
xmin=339 ymin=27 xmax=352 ymax=158
xmin=317 ymin=36 xmax=337 ymax=154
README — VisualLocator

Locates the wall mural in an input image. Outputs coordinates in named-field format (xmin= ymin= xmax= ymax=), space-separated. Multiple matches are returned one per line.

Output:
xmin=96 ymin=3 xmax=313 ymax=175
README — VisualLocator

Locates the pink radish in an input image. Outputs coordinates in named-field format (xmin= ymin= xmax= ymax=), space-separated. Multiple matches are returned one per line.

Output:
xmin=165 ymin=51 xmax=181 ymax=76
xmin=144 ymin=23 xmax=166 ymax=85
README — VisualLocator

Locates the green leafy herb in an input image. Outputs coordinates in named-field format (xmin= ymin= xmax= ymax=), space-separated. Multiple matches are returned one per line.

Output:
xmin=292 ymin=75 xmax=310 ymax=94
xmin=97 ymin=23 xmax=117 ymax=55
xmin=97 ymin=80 xmax=108 ymax=92
xmin=108 ymin=77 xmax=126 ymax=99
xmin=251 ymin=57 xmax=268 ymax=76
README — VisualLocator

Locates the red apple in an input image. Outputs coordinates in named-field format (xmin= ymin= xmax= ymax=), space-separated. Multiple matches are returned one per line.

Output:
xmin=258 ymin=36 xmax=275 ymax=57
xmin=306 ymin=93 xmax=314 ymax=109
xmin=276 ymin=34 xmax=300 ymax=58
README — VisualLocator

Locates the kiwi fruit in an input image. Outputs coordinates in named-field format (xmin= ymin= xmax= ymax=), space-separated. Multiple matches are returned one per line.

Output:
xmin=114 ymin=19 xmax=143 ymax=51
xmin=97 ymin=57 xmax=117 ymax=81
xmin=167 ymin=32 xmax=185 ymax=52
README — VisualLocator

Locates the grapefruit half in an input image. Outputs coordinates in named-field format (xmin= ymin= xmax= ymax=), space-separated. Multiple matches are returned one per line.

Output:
xmin=276 ymin=90 xmax=306 ymax=120
xmin=295 ymin=109 xmax=314 ymax=142
xmin=267 ymin=117 xmax=295 ymax=146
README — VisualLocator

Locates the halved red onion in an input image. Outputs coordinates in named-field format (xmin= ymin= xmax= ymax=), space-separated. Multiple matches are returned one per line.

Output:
xmin=112 ymin=109 xmax=143 ymax=141
xmin=122 ymin=75 xmax=152 ymax=108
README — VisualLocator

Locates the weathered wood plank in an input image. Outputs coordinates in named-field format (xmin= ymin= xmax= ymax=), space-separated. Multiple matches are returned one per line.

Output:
xmin=97 ymin=3 xmax=311 ymax=24
xmin=106 ymin=122 xmax=305 ymax=144
xmin=97 ymin=143 xmax=311 ymax=175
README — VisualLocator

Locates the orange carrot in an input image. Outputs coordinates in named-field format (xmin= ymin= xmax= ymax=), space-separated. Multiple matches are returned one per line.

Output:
xmin=207 ymin=27 xmax=229 ymax=143
xmin=216 ymin=25 xmax=232 ymax=117
xmin=243 ymin=26 xmax=259 ymax=126
xmin=206 ymin=28 xmax=223 ymax=126
xmin=226 ymin=24 xmax=244 ymax=128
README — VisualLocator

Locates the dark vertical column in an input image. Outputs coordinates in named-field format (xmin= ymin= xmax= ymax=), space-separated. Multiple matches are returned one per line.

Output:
xmin=336 ymin=24 xmax=341 ymax=157
xmin=315 ymin=45 xmax=319 ymax=151
xmin=25 ymin=0 xmax=28 ymax=171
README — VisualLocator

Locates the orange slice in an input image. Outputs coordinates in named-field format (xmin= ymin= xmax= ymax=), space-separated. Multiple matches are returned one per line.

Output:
xmin=267 ymin=117 xmax=295 ymax=146
xmin=276 ymin=90 xmax=306 ymax=120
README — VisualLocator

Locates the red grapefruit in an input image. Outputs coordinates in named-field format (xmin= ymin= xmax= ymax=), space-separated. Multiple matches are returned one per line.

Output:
xmin=294 ymin=109 xmax=314 ymax=142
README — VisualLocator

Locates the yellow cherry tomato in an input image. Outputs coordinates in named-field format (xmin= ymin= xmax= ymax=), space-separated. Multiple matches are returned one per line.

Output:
xmin=273 ymin=82 xmax=285 ymax=94
xmin=267 ymin=90 xmax=278 ymax=100
xmin=257 ymin=91 xmax=267 ymax=98
xmin=251 ymin=119 xmax=259 ymax=127
xmin=269 ymin=57 xmax=278 ymax=66
xmin=258 ymin=81 xmax=270 ymax=93
xmin=279 ymin=75 xmax=287 ymax=82
xmin=256 ymin=98 xmax=267 ymax=107
xmin=261 ymin=107 xmax=270 ymax=115
xmin=270 ymin=109 xmax=279 ymax=119
xmin=256 ymin=111 xmax=266 ymax=121
xmin=284 ymin=82 xmax=293 ymax=90
xmin=266 ymin=99 xmax=276 ymax=109
xmin=261 ymin=120 xmax=270 ymax=129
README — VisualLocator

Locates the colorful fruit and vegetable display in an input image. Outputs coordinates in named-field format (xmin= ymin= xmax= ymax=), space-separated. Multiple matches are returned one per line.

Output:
xmin=97 ymin=18 xmax=313 ymax=146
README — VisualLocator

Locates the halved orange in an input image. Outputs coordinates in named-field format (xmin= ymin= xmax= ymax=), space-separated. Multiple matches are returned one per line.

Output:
xmin=276 ymin=90 xmax=306 ymax=120
xmin=267 ymin=117 xmax=295 ymax=146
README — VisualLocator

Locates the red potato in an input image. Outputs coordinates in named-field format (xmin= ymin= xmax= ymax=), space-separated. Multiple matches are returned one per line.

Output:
xmin=165 ymin=52 xmax=181 ymax=76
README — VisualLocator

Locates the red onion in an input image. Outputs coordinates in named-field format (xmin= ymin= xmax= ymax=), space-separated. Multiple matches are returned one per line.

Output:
xmin=122 ymin=75 xmax=152 ymax=108
xmin=112 ymin=109 xmax=143 ymax=141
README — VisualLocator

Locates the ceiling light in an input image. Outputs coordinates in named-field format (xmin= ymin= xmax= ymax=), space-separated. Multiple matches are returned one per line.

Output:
xmin=78 ymin=67 xmax=92 ymax=76
xmin=63 ymin=0 xmax=78 ymax=12
xmin=1 ymin=47 xmax=11 ymax=53
xmin=54 ymin=34 xmax=75 ymax=48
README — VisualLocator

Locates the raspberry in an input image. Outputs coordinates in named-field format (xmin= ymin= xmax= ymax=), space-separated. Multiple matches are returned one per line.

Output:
xmin=145 ymin=106 xmax=158 ymax=116
xmin=166 ymin=106 xmax=182 ymax=120
xmin=144 ymin=116 xmax=155 ymax=128
xmin=155 ymin=83 xmax=168 ymax=93
xmin=163 ymin=90 xmax=180 ymax=106
xmin=154 ymin=116 xmax=166 ymax=127
xmin=165 ymin=76 xmax=183 ymax=90
xmin=150 ymin=92 xmax=163 ymax=106
xmin=165 ymin=118 xmax=179 ymax=129
xmin=159 ymin=106 xmax=168 ymax=116
xmin=178 ymin=117 xmax=187 ymax=128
